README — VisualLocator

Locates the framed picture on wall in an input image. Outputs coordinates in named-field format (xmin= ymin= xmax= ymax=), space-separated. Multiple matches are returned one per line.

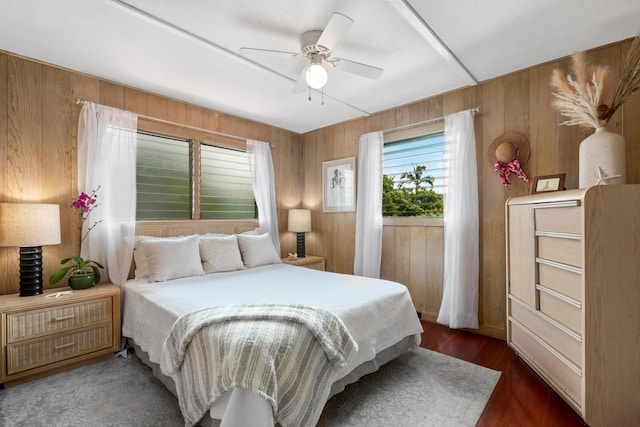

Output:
xmin=323 ymin=157 xmax=356 ymax=212
xmin=531 ymin=173 xmax=566 ymax=194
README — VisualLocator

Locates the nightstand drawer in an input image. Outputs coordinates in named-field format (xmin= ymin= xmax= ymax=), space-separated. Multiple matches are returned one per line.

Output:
xmin=281 ymin=256 xmax=325 ymax=271
xmin=301 ymin=261 xmax=324 ymax=271
xmin=1 ymin=284 xmax=120 ymax=386
xmin=7 ymin=324 xmax=113 ymax=375
xmin=6 ymin=298 xmax=113 ymax=343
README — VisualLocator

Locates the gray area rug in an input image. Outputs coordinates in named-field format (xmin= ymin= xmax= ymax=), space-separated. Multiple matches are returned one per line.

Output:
xmin=0 ymin=347 xmax=500 ymax=427
xmin=318 ymin=347 xmax=500 ymax=426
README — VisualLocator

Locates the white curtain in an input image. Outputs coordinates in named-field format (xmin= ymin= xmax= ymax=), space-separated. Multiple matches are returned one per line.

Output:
xmin=78 ymin=102 xmax=138 ymax=286
xmin=354 ymin=131 xmax=384 ymax=278
xmin=437 ymin=109 xmax=479 ymax=329
xmin=247 ymin=139 xmax=280 ymax=254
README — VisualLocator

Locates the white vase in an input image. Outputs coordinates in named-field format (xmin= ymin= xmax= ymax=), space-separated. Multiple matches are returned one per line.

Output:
xmin=579 ymin=127 xmax=626 ymax=188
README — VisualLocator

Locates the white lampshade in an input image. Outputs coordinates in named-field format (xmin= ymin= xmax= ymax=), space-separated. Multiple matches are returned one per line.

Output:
xmin=0 ymin=203 xmax=61 ymax=247
xmin=288 ymin=209 xmax=311 ymax=233
xmin=305 ymin=64 xmax=328 ymax=89
xmin=1 ymin=203 xmax=62 ymax=296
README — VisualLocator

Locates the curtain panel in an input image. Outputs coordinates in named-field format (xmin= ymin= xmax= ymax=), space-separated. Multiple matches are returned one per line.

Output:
xmin=246 ymin=139 xmax=280 ymax=254
xmin=437 ymin=109 xmax=479 ymax=329
xmin=77 ymin=102 xmax=138 ymax=286
xmin=354 ymin=131 xmax=384 ymax=278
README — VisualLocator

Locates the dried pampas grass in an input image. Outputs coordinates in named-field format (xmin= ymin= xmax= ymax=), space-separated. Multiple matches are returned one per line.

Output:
xmin=550 ymin=36 xmax=640 ymax=129
xmin=609 ymin=36 xmax=640 ymax=120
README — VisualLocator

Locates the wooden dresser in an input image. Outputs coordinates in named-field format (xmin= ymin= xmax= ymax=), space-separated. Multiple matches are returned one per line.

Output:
xmin=505 ymin=185 xmax=640 ymax=426
xmin=0 ymin=283 xmax=120 ymax=387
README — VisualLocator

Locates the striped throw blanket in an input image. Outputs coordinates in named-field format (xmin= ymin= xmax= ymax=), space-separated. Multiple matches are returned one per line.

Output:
xmin=159 ymin=304 xmax=357 ymax=427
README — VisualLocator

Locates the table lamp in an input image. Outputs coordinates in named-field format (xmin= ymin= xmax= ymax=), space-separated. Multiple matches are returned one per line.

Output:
xmin=288 ymin=209 xmax=311 ymax=258
xmin=0 ymin=203 xmax=61 ymax=296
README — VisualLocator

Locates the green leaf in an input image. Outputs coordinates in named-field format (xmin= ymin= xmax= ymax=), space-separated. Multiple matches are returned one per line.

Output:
xmin=90 ymin=265 xmax=102 ymax=283
xmin=48 ymin=265 xmax=77 ymax=284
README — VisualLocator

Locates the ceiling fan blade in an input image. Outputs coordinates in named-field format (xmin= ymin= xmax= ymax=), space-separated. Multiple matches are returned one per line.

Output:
xmin=316 ymin=12 xmax=354 ymax=51
xmin=292 ymin=69 xmax=308 ymax=93
xmin=333 ymin=58 xmax=383 ymax=80
xmin=239 ymin=47 xmax=302 ymax=59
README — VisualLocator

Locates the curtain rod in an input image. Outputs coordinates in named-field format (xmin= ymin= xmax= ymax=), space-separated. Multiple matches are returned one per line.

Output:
xmin=74 ymin=99 xmax=271 ymax=145
xmin=384 ymin=107 xmax=481 ymax=134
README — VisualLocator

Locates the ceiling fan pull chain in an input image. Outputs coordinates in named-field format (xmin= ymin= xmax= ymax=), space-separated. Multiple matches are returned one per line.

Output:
xmin=308 ymin=85 xmax=312 ymax=102
xmin=321 ymin=87 xmax=325 ymax=105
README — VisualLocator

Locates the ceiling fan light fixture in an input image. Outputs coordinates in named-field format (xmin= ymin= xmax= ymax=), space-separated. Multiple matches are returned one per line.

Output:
xmin=305 ymin=64 xmax=328 ymax=89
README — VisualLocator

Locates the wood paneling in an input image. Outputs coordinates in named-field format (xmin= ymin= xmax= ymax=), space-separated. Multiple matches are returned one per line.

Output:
xmin=41 ymin=66 xmax=75 ymax=271
xmin=0 ymin=50 xmax=301 ymax=295
xmin=301 ymin=38 xmax=640 ymax=340
xmin=0 ymin=53 xmax=8 ymax=287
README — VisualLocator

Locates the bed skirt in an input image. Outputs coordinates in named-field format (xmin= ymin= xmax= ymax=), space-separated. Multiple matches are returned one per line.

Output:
xmin=128 ymin=334 xmax=418 ymax=426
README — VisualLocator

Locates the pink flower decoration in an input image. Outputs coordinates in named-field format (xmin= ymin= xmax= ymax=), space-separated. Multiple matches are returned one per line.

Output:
xmin=494 ymin=148 xmax=529 ymax=188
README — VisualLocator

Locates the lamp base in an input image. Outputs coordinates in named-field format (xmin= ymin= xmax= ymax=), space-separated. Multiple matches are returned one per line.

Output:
xmin=296 ymin=232 xmax=306 ymax=258
xmin=19 ymin=246 xmax=43 ymax=296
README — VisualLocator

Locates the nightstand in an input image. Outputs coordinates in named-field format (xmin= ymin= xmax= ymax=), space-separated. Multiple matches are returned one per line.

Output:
xmin=281 ymin=255 xmax=325 ymax=271
xmin=0 ymin=283 xmax=120 ymax=387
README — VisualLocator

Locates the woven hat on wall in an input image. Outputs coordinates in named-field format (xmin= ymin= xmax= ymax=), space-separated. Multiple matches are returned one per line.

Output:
xmin=489 ymin=133 xmax=530 ymax=188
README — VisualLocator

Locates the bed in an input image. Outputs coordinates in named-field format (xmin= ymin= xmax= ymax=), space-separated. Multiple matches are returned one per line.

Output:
xmin=121 ymin=221 xmax=423 ymax=427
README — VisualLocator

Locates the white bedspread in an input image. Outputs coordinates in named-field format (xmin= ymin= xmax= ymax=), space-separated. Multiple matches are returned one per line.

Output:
xmin=122 ymin=263 xmax=423 ymax=424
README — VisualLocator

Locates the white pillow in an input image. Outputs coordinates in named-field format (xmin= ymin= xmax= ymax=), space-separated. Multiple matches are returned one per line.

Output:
xmin=199 ymin=235 xmax=245 ymax=273
xmin=133 ymin=235 xmax=187 ymax=278
xmin=236 ymin=233 xmax=282 ymax=268
xmin=139 ymin=235 xmax=204 ymax=282
xmin=133 ymin=236 xmax=163 ymax=279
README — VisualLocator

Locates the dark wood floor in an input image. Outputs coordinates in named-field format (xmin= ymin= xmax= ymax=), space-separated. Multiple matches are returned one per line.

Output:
xmin=419 ymin=321 xmax=587 ymax=426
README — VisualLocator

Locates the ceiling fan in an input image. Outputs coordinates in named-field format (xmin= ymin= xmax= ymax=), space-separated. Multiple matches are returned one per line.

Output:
xmin=240 ymin=12 xmax=383 ymax=93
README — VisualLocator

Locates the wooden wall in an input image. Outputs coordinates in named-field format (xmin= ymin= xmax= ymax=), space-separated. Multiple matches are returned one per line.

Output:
xmin=0 ymin=51 xmax=302 ymax=296
xmin=301 ymin=39 xmax=640 ymax=339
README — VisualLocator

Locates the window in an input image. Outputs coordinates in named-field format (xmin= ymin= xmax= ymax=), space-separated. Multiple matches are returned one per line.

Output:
xmin=136 ymin=131 xmax=256 ymax=220
xmin=136 ymin=132 xmax=191 ymax=219
xmin=200 ymin=144 xmax=255 ymax=219
xmin=383 ymin=127 xmax=445 ymax=217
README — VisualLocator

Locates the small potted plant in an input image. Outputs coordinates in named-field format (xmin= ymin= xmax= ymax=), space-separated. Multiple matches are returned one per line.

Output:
xmin=49 ymin=187 xmax=104 ymax=289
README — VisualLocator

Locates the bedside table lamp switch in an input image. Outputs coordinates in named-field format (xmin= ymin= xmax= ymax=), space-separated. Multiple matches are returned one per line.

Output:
xmin=288 ymin=209 xmax=311 ymax=258
xmin=0 ymin=203 xmax=61 ymax=296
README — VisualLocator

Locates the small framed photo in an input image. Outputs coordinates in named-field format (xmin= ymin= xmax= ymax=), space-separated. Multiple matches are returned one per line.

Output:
xmin=323 ymin=157 xmax=356 ymax=212
xmin=531 ymin=173 xmax=566 ymax=194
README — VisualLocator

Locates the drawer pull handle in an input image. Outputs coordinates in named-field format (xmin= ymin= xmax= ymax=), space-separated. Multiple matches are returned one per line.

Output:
xmin=52 ymin=314 xmax=75 ymax=322
xmin=54 ymin=342 xmax=75 ymax=350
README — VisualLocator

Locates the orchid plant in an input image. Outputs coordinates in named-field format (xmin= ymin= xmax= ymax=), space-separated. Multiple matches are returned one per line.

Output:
xmin=49 ymin=187 xmax=104 ymax=285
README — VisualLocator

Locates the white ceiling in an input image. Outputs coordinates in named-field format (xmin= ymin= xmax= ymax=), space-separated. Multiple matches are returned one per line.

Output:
xmin=1 ymin=0 xmax=639 ymax=134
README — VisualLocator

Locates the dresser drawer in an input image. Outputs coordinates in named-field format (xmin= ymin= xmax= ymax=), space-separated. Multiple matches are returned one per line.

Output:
xmin=6 ymin=298 xmax=113 ymax=343
xmin=538 ymin=289 xmax=582 ymax=334
xmin=538 ymin=263 xmax=582 ymax=302
xmin=537 ymin=236 xmax=582 ymax=267
xmin=535 ymin=206 xmax=581 ymax=234
xmin=510 ymin=298 xmax=581 ymax=366
xmin=6 ymin=324 xmax=113 ymax=375
xmin=510 ymin=321 xmax=582 ymax=409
